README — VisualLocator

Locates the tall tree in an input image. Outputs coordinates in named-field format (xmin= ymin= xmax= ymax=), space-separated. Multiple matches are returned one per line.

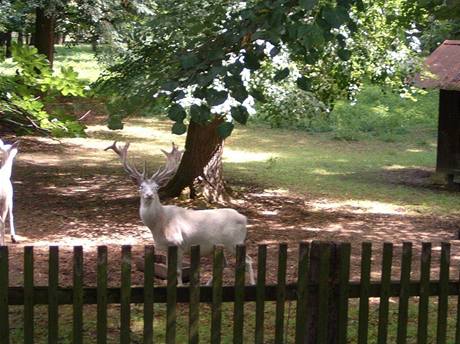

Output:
xmin=99 ymin=0 xmax=453 ymax=201
xmin=34 ymin=7 xmax=55 ymax=66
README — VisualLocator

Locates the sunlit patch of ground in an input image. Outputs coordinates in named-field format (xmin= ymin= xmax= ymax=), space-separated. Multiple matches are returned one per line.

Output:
xmin=3 ymin=117 xmax=459 ymax=287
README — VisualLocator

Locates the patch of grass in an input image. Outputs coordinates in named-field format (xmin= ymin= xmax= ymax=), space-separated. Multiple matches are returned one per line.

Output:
xmin=8 ymin=297 xmax=458 ymax=343
xmin=0 ymin=44 xmax=102 ymax=83
xmin=330 ymin=86 xmax=438 ymax=143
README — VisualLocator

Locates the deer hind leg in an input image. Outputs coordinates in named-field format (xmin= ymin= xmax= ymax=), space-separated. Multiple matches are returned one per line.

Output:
xmin=177 ymin=249 xmax=184 ymax=286
xmin=8 ymin=201 xmax=17 ymax=243
xmin=0 ymin=218 xmax=4 ymax=246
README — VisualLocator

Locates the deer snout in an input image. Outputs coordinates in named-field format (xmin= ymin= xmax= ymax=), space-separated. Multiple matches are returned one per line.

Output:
xmin=144 ymin=192 xmax=154 ymax=199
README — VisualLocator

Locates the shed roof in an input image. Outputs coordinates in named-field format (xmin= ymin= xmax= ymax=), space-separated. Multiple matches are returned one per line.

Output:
xmin=413 ymin=40 xmax=460 ymax=91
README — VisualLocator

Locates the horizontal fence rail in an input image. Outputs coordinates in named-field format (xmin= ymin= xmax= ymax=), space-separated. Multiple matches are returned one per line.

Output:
xmin=0 ymin=242 xmax=459 ymax=343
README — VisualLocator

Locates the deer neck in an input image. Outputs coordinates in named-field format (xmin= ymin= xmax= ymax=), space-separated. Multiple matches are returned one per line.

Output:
xmin=140 ymin=196 xmax=166 ymax=234
xmin=0 ymin=157 xmax=14 ymax=179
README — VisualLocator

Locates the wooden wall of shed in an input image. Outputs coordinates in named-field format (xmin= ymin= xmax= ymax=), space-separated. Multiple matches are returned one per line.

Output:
xmin=436 ymin=89 xmax=460 ymax=176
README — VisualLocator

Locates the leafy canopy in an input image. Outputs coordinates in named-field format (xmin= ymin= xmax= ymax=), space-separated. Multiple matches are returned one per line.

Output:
xmin=98 ymin=0 xmax=450 ymax=138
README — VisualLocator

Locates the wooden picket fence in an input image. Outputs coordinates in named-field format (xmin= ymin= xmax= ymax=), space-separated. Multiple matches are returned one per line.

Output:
xmin=0 ymin=241 xmax=459 ymax=343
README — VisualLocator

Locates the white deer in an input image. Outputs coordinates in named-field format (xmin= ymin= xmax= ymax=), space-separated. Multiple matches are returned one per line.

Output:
xmin=0 ymin=139 xmax=19 ymax=245
xmin=106 ymin=141 xmax=255 ymax=285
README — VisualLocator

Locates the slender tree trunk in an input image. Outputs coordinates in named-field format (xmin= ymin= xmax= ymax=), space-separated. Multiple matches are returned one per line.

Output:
xmin=5 ymin=31 xmax=12 ymax=58
xmin=34 ymin=8 xmax=55 ymax=66
xmin=0 ymin=32 xmax=6 ymax=58
xmin=160 ymin=117 xmax=228 ymax=202
xmin=17 ymin=32 xmax=24 ymax=45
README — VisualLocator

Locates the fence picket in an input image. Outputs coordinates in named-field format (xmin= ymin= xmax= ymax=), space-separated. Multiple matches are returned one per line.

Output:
xmin=144 ymin=245 xmax=155 ymax=344
xmin=295 ymin=242 xmax=310 ymax=344
xmin=317 ymin=243 xmax=331 ymax=344
xmin=73 ymin=246 xmax=84 ymax=344
xmin=233 ymin=245 xmax=246 ymax=344
xmin=358 ymin=242 xmax=372 ymax=344
xmin=338 ymin=243 xmax=351 ymax=344
xmin=377 ymin=243 xmax=393 ymax=344
xmin=397 ymin=242 xmax=412 ymax=344
xmin=275 ymin=243 xmax=287 ymax=344
xmin=120 ymin=245 xmax=131 ymax=344
xmin=437 ymin=242 xmax=450 ymax=344
xmin=456 ymin=255 xmax=460 ymax=344
xmin=417 ymin=243 xmax=431 ymax=344
xmin=255 ymin=244 xmax=267 ymax=344
xmin=97 ymin=246 xmax=108 ymax=344
xmin=24 ymin=246 xmax=34 ymax=344
xmin=0 ymin=246 xmax=8 ymax=344
xmin=167 ymin=245 xmax=178 ymax=344
xmin=211 ymin=246 xmax=224 ymax=344
xmin=189 ymin=245 xmax=200 ymax=344
xmin=48 ymin=246 xmax=59 ymax=344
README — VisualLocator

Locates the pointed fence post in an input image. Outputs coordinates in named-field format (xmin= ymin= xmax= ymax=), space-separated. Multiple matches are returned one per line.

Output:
xmin=305 ymin=241 xmax=340 ymax=344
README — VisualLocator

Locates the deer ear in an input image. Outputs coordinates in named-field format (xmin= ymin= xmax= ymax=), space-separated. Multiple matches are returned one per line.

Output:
xmin=11 ymin=141 xmax=19 ymax=150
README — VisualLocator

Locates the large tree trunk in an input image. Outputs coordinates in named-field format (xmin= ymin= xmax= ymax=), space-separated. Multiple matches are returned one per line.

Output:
xmin=34 ymin=8 xmax=55 ymax=66
xmin=160 ymin=117 xmax=228 ymax=202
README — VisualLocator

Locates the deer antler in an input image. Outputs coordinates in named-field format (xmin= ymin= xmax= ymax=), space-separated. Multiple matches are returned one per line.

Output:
xmin=105 ymin=141 xmax=146 ymax=185
xmin=150 ymin=142 xmax=183 ymax=187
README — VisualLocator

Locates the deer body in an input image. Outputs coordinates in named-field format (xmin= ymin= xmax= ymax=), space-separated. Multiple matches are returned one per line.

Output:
xmin=140 ymin=201 xmax=248 ymax=255
xmin=107 ymin=141 xmax=255 ymax=285
xmin=0 ymin=140 xmax=19 ymax=245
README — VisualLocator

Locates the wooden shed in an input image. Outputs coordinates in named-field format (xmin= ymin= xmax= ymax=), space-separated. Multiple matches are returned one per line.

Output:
xmin=413 ymin=40 xmax=460 ymax=185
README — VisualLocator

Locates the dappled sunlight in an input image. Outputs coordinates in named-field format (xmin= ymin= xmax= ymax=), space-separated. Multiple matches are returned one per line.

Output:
xmin=224 ymin=149 xmax=279 ymax=163
xmin=310 ymin=168 xmax=345 ymax=176
xmin=307 ymin=198 xmax=408 ymax=215
xmin=406 ymin=148 xmax=426 ymax=153
xmin=383 ymin=164 xmax=409 ymax=170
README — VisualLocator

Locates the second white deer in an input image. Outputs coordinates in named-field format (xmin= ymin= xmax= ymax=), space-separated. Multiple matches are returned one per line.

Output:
xmin=106 ymin=141 xmax=255 ymax=285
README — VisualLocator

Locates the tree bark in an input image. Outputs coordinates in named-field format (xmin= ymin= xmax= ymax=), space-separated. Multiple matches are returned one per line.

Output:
xmin=34 ymin=8 xmax=55 ymax=66
xmin=160 ymin=117 xmax=228 ymax=202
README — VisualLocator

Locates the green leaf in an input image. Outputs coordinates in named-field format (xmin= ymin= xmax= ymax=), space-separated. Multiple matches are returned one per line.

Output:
xmin=172 ymin=122 xmax=187 ymax=135
xmin=244 ymin=52 xmax=261 ymax=70
xmin=217 ymin=122 xmax=234 ymax=138
xmin=274 ymin=68 xmax=290 ymax=82
xmin=171 ymin=90 xmax=186 ymax=100
xmin=296 ymin=76 xmax=312 ymax=91
xmin=190 ymin=104 xmax=211 ymax=123
xmin=205 ymin=89 xmax=228 ymax=106
xmin=337 ymin=49 xmax=352 ymax=61
xmin=108 ymin=116 xmax=124 ymax=130
xmin=162 ymin=81 xmax=179 ymax=92
xmin=269 ymin=46 xmax=280 ymax=57
xmin=231 ymin=87 xmax=249 ymax=103
xmin=322 ymin=6 xmax=349 ymax=28
xmin=299 ymin=0 xmax=318 ymax=11
xmin=250 ymin=89 xmax=266 ymax=102
xmin=168 ymin=104 xmax=187 ymax=121
xmin=179 ymin=54 xmax=200 ymax=69
xmin=231 ymin=106 xmax=249 ymax=124
xmin=193 ymin=87 xmax=206 ymax=99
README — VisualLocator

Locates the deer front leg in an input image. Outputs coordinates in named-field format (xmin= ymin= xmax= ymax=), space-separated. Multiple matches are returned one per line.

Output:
xmin=8 ymin=200 xmax=17 ymax=243
xmin=245 ymin=255 xmax=255 ymax=285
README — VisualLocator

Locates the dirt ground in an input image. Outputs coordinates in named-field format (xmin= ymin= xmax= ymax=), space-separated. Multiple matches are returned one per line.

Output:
xmin=2 ymin=133 xmax=460 ymax=288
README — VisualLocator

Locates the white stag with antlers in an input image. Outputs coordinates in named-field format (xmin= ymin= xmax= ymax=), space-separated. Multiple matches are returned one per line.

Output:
xmin=106 ymin=141 xmax=255 ymax=285
xmin=0 ymin=139 xmax=19 ymax=245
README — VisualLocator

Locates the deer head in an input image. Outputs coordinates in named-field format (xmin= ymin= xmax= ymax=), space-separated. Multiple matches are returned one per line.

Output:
xmin=105 ymin=141 xmax=183 ymax=200
xmin=0 ymin=140 xmax=19 ymax=169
